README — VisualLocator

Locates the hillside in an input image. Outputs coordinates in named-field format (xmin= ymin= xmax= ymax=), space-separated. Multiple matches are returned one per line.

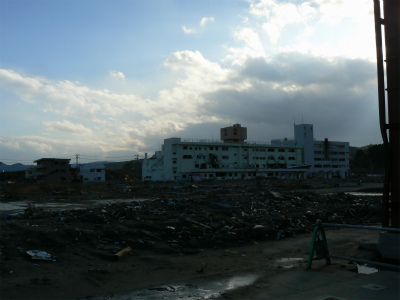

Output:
xmin=349 ymin=143 xmax=387 ymax=174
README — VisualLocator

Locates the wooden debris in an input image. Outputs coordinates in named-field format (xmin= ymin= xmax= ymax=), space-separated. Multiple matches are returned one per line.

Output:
xmin=114 ymin=246 xmax=132 ymax=260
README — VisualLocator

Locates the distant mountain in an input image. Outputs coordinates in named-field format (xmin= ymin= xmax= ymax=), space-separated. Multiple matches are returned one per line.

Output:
xmin=0 ymin=163 xmax=34 ymax=172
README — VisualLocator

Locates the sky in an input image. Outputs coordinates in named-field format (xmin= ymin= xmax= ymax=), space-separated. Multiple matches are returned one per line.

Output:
xmin=0 ymin=0 xmax=383 ymax=164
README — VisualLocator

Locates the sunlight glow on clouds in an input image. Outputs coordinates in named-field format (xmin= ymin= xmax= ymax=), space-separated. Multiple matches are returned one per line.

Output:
xmin=0 ymin=0 xmax=381 ymax=163
xmin=249 ymin=0 xmax=316 ymax=43
xmin=43 ymin=120 xmax=93 ymax=136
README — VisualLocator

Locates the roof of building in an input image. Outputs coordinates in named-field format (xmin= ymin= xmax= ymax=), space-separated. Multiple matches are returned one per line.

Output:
xmin=34 ymin=158 xmax=71 ymax=163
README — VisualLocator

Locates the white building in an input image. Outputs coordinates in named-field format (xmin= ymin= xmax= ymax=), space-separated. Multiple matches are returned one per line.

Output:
xmin=79 ymin=164 xmax=106 ymax=182
xmin=272 ymin=124 xmax=350 ymax=178
xmin=143 ymin=124 xmax=309 ymax=182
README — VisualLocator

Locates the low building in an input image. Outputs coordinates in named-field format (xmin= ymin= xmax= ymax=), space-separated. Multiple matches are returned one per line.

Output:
xmin=34 ymin=158 xmax=71 ymax=184
xmin=25 ymin=167 xmax=38 ymax=182
xmin=143 ymin=124 xmax=309 ymax=182
xmin=272 ymin=124 xmax=350 ymax=178
xmin=79 ymin=164 xmax=106 ymax=182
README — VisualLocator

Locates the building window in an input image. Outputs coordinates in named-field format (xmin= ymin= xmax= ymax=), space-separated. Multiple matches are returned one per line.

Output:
xmin=195 ymin=164 xmax=199 ymax=168
xmin=183 ymin=146 xmax=188 ymax=150
xmin=268 ymin=149 xmax=274 ymax=152
xmin=222 ymin=147 xmax=228 ymax=151
xmin=183 ymin=155 xmax=193 ymax=159
xmin=97 ymin=169 xmax=102 ymax=172
xmin=288 ymin=157 xmax=295 ymax=160
xmin=90 ymin=169 xmax=94 ymax=172
xmin=222 ymin=156 xmax=229 ymax=159
xmin=288 ymin=149 xmax=295 ymax=152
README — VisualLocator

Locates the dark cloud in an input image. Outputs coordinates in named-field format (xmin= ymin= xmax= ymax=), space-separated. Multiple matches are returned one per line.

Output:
xmin=189 ymin=53 xmax=380 ymax=147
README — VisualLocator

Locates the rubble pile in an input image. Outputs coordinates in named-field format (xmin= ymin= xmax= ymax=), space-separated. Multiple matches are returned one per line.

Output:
xmin=0 ymin=186 xmax=382 ymax=260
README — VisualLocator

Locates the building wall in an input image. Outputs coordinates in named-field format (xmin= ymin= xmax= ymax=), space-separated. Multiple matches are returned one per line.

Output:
xmin=294 ymin=124 xmax=315 ymax=165
xmin=312 ymin=140 xmax=350 ymax=178
xmin=25 ymin=168 xmax=38 ymax=181
xmin=143 ymin=138 xmax=306 ymax=182
xmin=35 ymin=158 xmax=71 ymax=184
xmin=79 ymin=164 xmax=106 ymax=182
xmin=142 ymin=124 xmax=350 ymax=181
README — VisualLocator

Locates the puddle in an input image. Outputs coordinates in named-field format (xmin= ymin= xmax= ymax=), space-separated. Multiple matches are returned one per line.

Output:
xmin=0 ymin=198 xmax=151 ymax=214
xmin=84 ymin=274 xmax=260 ymax=300
xmin=346 ymin=192 xmax=383 ymax=197
xmin=275 ymin=258 xmax=304 ymax=269
xmin=277 ymin=258 xmax=304 ymax=263
xmin=357 ymin=264 xmax=379 ymax=274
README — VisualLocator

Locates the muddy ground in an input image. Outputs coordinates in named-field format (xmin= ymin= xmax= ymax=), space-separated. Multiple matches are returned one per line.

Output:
xmin=0 ymin=179 xmax=387 ymax=299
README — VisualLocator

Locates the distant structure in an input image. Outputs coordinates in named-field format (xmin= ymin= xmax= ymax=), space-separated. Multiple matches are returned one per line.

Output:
xmin=34 ymin=158 xmax=71 ymax=184
xmin=25 ymin=168 xmax=38 ymax=182
xmin=79 ymin=164 xmax=106 ymax=182
xmin=272 ymin=124 xmax=350 ymax=178
xmin=142 ymin=124 xmax=319 ymax=182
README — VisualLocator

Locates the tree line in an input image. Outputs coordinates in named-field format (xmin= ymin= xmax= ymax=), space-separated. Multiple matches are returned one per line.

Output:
xmin=350 ymin=144 xmax=387 ymax=174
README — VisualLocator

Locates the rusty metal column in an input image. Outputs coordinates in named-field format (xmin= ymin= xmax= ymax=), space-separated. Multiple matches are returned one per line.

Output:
xmin=383 ymin=0 xmax=400 ymax=228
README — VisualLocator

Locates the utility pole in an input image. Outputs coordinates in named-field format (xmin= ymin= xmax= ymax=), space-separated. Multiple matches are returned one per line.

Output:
xmin=75 ymin=154 xmax=80 ymax=167
xmin=135 ymin=155 xmax=139 ymax=180
xmin=374 ymin=0 xmax=400 ymax=228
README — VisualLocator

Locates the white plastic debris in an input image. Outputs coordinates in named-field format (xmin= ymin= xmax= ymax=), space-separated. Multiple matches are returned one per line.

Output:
xmin=26 ymin=250 xmax=52 ymax=261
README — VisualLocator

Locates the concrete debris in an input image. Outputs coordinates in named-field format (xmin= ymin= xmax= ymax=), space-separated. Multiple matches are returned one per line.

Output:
xmin=26 ymin=250 xmax=53 ymax=261
xmin=0 ymin=180 xmax=383 ymax=260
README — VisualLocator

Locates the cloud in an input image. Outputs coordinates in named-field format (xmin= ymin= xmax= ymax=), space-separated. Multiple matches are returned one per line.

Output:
xmin=43 ymin=120 xmax=93 ymax=136
xmin=249 ymin=0 xmax=317 ymax=43
xmin=109 ymin=71 xmax=125 ymax=80
xmin=182 ymin=26 xmax=196 ymax=34
xmin=200 ymin=17 xmax=215 ymax=27
xmin=200 ymin=52 xmax=379 ymax=146
xmin=314 ymin=0 xmax=373 ymax=25
xmin=226 ymin=27 xmax=265 ymax=65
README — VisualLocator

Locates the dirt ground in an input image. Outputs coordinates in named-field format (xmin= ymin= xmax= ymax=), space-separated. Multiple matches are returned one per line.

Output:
xmin=0 ymin=179 xmax=386 ymax=299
